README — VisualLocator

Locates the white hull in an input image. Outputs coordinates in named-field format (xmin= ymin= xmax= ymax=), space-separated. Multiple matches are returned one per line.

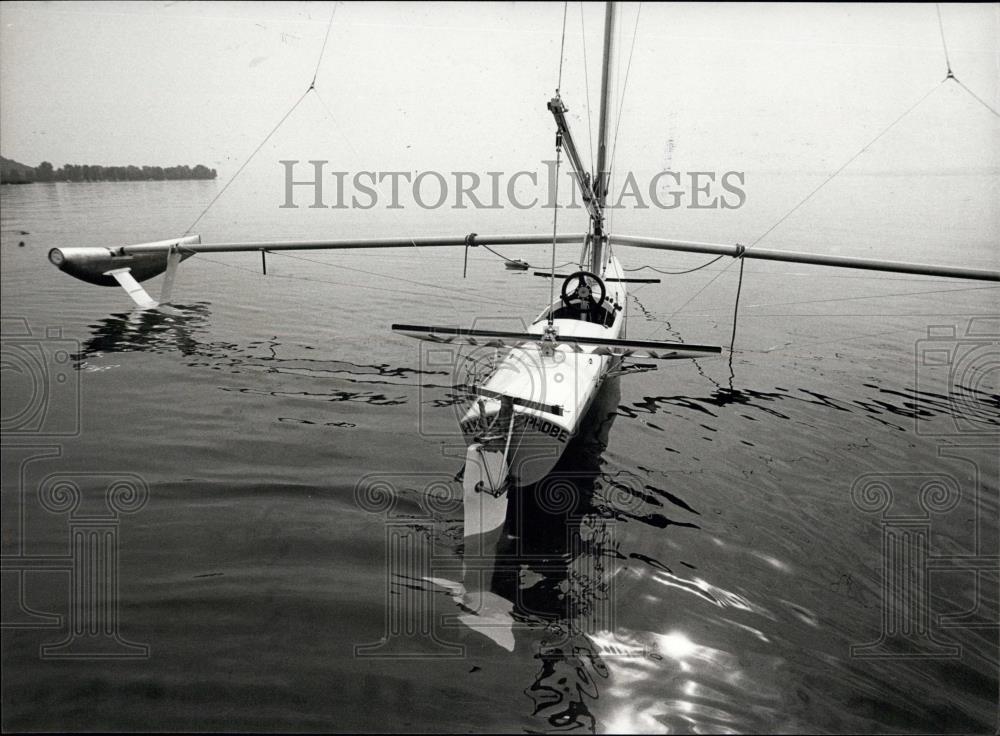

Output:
xmin=460 ymin=256 xmax=628 ymax=486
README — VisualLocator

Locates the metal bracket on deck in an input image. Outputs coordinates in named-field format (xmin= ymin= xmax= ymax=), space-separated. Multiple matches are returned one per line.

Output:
xmin=456 ymin=383 xmax=563 ymax=416
xmin=540 ymin=323 xmax=558 ymax=358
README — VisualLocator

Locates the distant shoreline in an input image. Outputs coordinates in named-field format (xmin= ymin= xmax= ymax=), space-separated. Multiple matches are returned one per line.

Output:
xmin=1 ymin=179 xmax=218 ymax=185
xmin=0 ymin=156 xmax=217 ymax=184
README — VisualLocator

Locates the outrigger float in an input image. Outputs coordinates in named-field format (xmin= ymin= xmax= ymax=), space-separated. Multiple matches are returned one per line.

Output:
xmin=47 ymin=2 xmax=999 ymax=542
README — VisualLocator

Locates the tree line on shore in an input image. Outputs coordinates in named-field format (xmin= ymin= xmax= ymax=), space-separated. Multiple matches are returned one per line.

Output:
xmin=0 ymin=156 xmax=217 ymax=184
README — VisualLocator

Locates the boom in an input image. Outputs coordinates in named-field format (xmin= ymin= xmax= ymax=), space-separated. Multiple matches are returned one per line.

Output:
xmin=610 ymin=234 xmax=1000 ymax=282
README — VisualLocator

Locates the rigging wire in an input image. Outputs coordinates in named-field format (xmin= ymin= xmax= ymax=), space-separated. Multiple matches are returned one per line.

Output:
xmin=608 ymin=2 xmax=642 ymax=181
xmin=708 ymin=6 xmax=998 ymax=352
xmin=623 ymin=255 xmax=725 ymax=274
xmin=556 ymin=1 xmax=569 ymax=93
xmin=932 ymin=5 xmax=1000 ymax=117
xmin=668 ymin=282 xmax=998 ymax=316
xmin=580 ymin=2 xmax=596 ymax=176
xmin=181 ymin=3 xmax=473 ymax=317
xmin=183 ymin=88 xmax=310 ymax=236
xmin=620 ymin=258 xmax=986 ymax=282
xmin=952 ymin=77 xmax=1000 ymax=119
xmin=660 ymin=78 xmax=948 ymax=339
xmin=548 ymin=1 xmax=569 ymax=320
xmin=603 ymin=3 xmax=642 ymax=273
xmin=309 ymin=90 xmax=469 ymax=317
xmin=477 ymin=242 xmax=575 ymax=271
xmin=310 ymin=2 xmax=339 ymax=89
xmin=177 ymin=245 xmax=503 ymax=307
xmin=186 ymin=4 xmax=341 ymax=236
xmin=934 ymin=4 xmax=953 ymax=76
xmin=549 ymin=138 xmax=564 ymax=322
xmin=659 ymin=4 xmax=999 ymax=354
xmin=751 ymin=84 xmax=944 ymax=253
xmin=728 ymin=258 xmax=745 ymax=353
xmin=263 ymin=249 xmax=494 ymax=299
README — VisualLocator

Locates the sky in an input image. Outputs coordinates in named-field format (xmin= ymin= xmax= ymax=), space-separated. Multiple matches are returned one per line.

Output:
xmin=1 ymin=1 xmax=997 ymax=171
xmin=1 ymin=2 xmax=997 ymax=250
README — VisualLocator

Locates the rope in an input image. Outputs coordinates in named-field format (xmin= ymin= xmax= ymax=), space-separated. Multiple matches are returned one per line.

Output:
xmin=608 ymin=2 xmax=641 ymax=181
xmin=180 ymin=245 xmax=503 ymax=307
xmin=267 ymin=270 xmax=495 ymax=307
xmin=185 ymin=1 xmax=340 ymax=235
xmin=729 ymin=256 xmax=745 ymax=353
xmin=935 ymin=5 xmax=999 ymax=118
xmin=659 ymin=78 xmax=946 ymax=329
xmin=183 ymin=88 xmax=310 ymax=235
xmin=455 ymin=241 xmax=576 ymax=272
xmin=623 ymin=255 xmax=724 ymax=274
xmin=935 ymin=4 xmax=952 ymax=77
xmin=263 ymin=249 xmax=492 ymax=299
xmin=178 ymin=0 xmax=474 ymax=318
xmin=310 ymin=3 xmax=339 ymax=89
xmin=556 ymin=1 xmax=569 ymax=93
xmin=546 ymin=2 xmax=570 ymax=323
xmin=580 ymin=2 xmax=596 ymax=175
xmin=753 ymin=83 xmax=943 ymax=251
xmin=311 ymin=89 xmax=469 ymax=315
xmin=549 ymin=138 xmax=564 ymax=323
xmin=603 ymin=3 xmax=641 ymax=250
xmin=952 ymin=77 xmax=1000 ymax=119
xmin=667 ymin=282 xmax=999 ymax=316
xmin=477 ymin=243 xmax=516 ymax=262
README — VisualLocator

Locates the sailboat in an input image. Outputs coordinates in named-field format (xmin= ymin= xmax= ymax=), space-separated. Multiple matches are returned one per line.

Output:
xmin=45 ymin=2 xmax=999 ymax=540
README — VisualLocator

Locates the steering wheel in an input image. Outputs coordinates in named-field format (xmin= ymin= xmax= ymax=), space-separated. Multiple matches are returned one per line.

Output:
xmin=560 ymin=271 xmax=606 ymax=309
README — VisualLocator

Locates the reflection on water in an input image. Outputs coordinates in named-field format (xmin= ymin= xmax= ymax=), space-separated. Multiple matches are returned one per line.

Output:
xmin=500 ymin=376 xmax=624 ymax=731
xmin=70 ymin=304 xmax=997 ymax=733
xmin=451 ymin=373 xmax=787 ymax=733
xmin=427 ymin=374 xmax=764 ymax=733
xmin=74 ymin=304 xmax=452 ymax=402
xmin=73 ymin=303 xmax=999 ymax=442
xmin=620 ymin=382 xmax=1000 ymax=437
xmin=434 ymin=360 xmax=998 ymax=732
xmin=77 ymin=303 xmax=213 ymax=359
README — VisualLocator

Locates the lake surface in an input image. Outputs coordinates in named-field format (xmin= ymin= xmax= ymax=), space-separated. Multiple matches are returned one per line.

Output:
xmin=1 ymin=179 xmax=998 ymax=733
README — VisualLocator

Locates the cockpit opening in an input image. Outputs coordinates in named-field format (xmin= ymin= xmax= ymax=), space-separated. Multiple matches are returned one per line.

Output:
xmin=538 ymin=270 xmax=618 ymax=327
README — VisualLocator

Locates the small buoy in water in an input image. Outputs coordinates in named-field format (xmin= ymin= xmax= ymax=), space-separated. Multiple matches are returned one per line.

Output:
xmin=18 ymin=241 xmax=25 ymax=247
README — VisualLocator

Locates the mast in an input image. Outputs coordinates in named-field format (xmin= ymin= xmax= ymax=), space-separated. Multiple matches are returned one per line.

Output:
xmin=546 ymin=2 xmax=616 ymax=275
xmin=591 ymin=0 xmax=616 ymax=274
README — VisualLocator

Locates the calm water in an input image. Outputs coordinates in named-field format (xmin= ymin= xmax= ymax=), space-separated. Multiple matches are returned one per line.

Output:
xmin=1 ymin=180 xmax=998 ymax=733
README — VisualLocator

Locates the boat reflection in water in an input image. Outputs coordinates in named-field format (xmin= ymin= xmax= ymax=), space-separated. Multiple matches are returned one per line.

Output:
xmin=454 ymin=374 xmax=636 ymax=732
xmin=442 ymin=369 xmax=776 ymax=733
xmin=76 ymin=303 xmax=213 ymax=360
